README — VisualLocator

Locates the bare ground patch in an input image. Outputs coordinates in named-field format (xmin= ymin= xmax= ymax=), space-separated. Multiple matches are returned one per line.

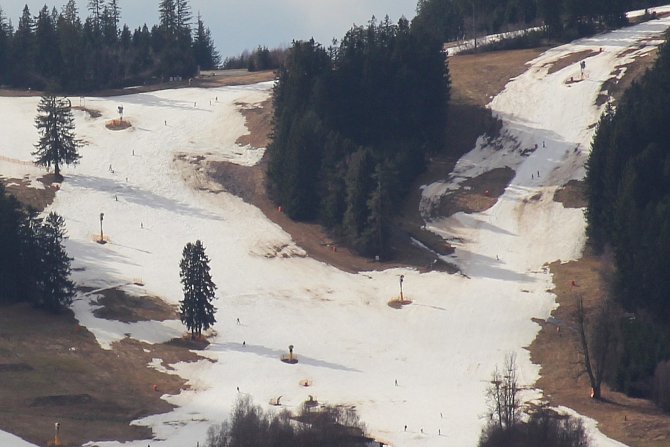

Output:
xmin=0 ymin=302 xmax=203 ymax=447
xmin=235 ymin=98 xmax=273 ymax=149
xmin=429 ymin=167 xmax=515 ymax=219
xmin=1 ymin=174 xmax=59 ymax=211
xmin=89 ymin=287 xmax=177 ymax=323
xmin=106 ymin=119 xmax=132 ymax=130
xmin=553 ymin=179 xmax=587 ymax=208
xmin=449 ymin=48 xmax=547 ymax=107
xmin=544 ymin=50 xmax=599 ymax=75
xmin=529 ymin=256 xmax=670 ymax=447
xmin=597 ymin=45 xmax=659 ymax=106
xmin=72 ymin=106 xmax=102 ymax=118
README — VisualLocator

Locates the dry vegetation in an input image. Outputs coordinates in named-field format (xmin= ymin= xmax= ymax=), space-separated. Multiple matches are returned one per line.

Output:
xmin=530 ymin=256 xmax=670 ymax=447
xmin=0 ymin=302 xmax=203 ymax=447
xmin=1 ymin=174 xmax=58 ymax=211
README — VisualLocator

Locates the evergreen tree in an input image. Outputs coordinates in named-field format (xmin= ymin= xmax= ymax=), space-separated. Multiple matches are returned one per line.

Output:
xmin=88 ymin=0 xmax=105 ymax=30
xmin=35 ymin=5 xmax=61 ymax=81
xmin=33 ymin=95 xmax=82 ymax=180
xmin=0 ymin=182 xmax=27 ymax=302
xmin=159 ymin=0 xmax=177 ymax=39
xmin=0 ymin=7 xmax=9 ymax=83
xmin=179 ymin=240 xmax=217 ymax=339
xmin=108 ymin=0 xmax=121 ymax=31
xmin=176 ymin=0 xmax=192 ymax=36
xmin=193 ymin=13 xmax=220 ymax=69
xmin=12 ymin=5 xmax=35 ymax=85
xmin=62 ymin=0 xmax=79 ymax=25
xmin=33 ymin=212 xmax=75 ymax=312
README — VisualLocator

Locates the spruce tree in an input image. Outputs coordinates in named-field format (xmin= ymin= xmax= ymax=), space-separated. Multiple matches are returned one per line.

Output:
xmin=176 ymin=0 xmax=192 ymax=37
xmin=179 ymin=240 xmax=217 ymax=339
xmin=88 ymin=0 xmax=104 ymax=30
xmin=193 ymin=13 xmax=220 ymax=69
xmin=0 ymin=7 xmax=8 ymax=82
xmin=33 ymin=95 xmax=82 ymax=180
xmin=159 ymin=0 xmax=177 ymax=39
xmin=12 ymin=5 xmax=35 ymax=84
xmin=0 ymin=182 xmax=26 ymax=302
xmin=34 ymin=212 xmax=76 ymax=312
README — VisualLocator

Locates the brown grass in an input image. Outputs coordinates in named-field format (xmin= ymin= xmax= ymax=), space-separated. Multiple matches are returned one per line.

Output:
xmin=235 ymin=98 xmax=273 ymax=149
xmin=544 ymin=50 xmax=599 ymax=75
xmin=553 ymin=179 xmax=587 ymax=208
xmin=0 ymin=302 xmax=204 ymax=446
xmin=1 ymin=174 xmax=59 ymax=212
xmin=597 ymin=48 xmax=659 ymax=106
xmin=88 ymin=287 xmax=177 ymax=323
xmin=530 ymin=255 xmax=670 ymax=446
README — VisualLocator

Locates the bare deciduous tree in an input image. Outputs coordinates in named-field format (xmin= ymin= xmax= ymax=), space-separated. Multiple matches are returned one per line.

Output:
xmin=576 ymin=295 xmax=614 ymax=400
xmin=486 ymin=352 xmax=521 ymax=431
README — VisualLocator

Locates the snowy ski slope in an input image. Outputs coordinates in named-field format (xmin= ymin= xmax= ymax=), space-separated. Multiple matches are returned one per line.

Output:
xmin=2 ymin=8 xmax=670 ymax=447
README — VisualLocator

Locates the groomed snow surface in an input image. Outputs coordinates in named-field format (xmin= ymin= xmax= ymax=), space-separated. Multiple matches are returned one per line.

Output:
xmin=2 ymin=13 xmax=670 ymax=447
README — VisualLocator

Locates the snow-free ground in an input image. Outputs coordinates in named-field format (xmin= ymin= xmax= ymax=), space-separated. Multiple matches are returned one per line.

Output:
xmin=2 ymin=9 xmax=670 ymax=447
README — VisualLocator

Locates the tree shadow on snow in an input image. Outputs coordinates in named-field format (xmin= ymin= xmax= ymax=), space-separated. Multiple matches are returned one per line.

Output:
xmin=67 ymin=174 xmax=223 ymax=222
xmin=454 ymin=249 xmax=536 ymax=283
xmin=211 ymin=342 xmax=361 ymax=373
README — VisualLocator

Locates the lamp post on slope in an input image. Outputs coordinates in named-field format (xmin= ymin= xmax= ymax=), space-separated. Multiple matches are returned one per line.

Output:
xmin=99 ymin=212 xmax=105 ymax=243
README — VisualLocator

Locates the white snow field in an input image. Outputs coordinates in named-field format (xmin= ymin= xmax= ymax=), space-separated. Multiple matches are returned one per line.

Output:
xmin=1 ymin=13 xmax=670 ymax=447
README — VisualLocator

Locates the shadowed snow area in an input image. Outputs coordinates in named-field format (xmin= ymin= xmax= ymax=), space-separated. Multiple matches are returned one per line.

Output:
xmin=1 ymin=11 xmax=670 ymax=447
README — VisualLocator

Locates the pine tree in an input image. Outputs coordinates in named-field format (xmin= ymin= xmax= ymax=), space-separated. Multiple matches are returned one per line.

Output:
xmin=33 ymin=95 xmax=82 ymax=180
xmin=108 ymin=0 xmax=121 ymax=30
xmin=34 ymin=212 xmax=76 ymax=312
xmin=0 ymin=7 xmax=8 ymax=83
xmin=159 ymin=0 xmax=177 ymax=39
xmin=88 ymin=0 xmax=105 ymax=30
xmin=193 ymin=13 xmax=220 ymax=69
xmin=176 ymin=0 xmax=192 ymax=37
xmin=35 ymin=5 xmax=61 ymax=81
xmin=62 ymin=0 xmax=80 ymax=25
xmin=12 ymin=5 xmax=35 ymax=84
xmin=179 ymin=240 xmax=217 ymax=339
xmin=0 ymin=182 xmax=26 ymax=302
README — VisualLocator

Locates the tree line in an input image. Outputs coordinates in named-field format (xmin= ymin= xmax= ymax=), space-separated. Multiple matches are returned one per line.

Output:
xmin=585 ymin=30 xmax=670 ymax=402
xmin=267 ymin=16 xmax=449 ymax=258
xmin=412 ymin=0 xmax=667 ymax=46
xmin=222 ymin=45 xmax=288 ymax=72
xmin=0 ymin=0 xmax=220 ymax=92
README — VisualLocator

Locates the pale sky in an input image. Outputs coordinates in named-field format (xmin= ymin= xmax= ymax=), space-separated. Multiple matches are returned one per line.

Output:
xmin=0 ymin=0 xmax=419 ymax=59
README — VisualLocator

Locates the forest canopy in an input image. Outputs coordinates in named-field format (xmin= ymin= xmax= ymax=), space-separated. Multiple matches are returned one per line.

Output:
xmin=0 ymin=0 xmax=220 ymax=91
xmin=267 ymin=17 xmax=450 ymax=258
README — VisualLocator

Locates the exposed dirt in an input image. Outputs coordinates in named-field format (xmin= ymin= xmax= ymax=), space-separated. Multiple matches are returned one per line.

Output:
xmin=529 ymin=256 xmax=670 ymax=447
xmin=430 ymin=167 xmax=516 ymax=218
xmin=544 ymin=49 xmax=599 ymax=75
xmin=1 ymin=174 xmax=59 ymax=212
xmin=105 ymin=119 xmax=132 ymax=130
xmin=0 ymin=302 xmax=204 ymax=447
xmin=553 ymin=179 xmax=587 ymax=208
xmin=597 ymin=48 xmax=659 ymax=106
xmin=450 ymin=48 xmax=548 ymax=107
xmin=89 ymin=287 xmax=177 ymax=323
xmin=235 ymin=98 xmax=273 ymax=149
